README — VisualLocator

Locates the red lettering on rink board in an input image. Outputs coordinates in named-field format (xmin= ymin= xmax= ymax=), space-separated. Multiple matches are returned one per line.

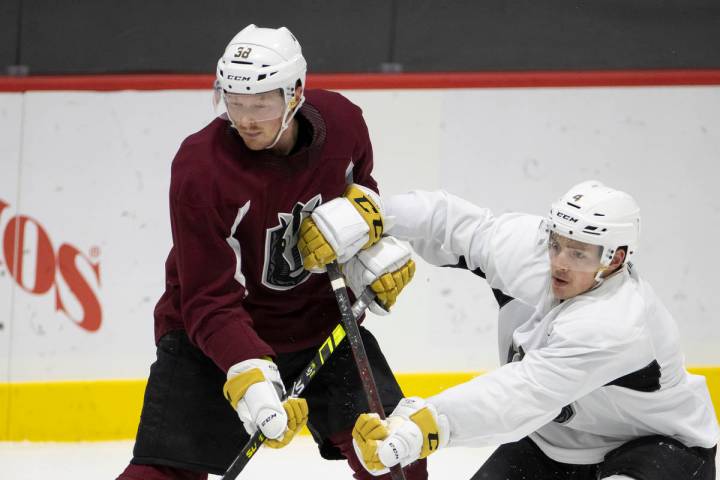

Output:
xmin=0 ymin=198 xmax=102 ymax=332
xmin=3 ymin=215 xmax=56 ymax=294
xmin=56 ymin=245 xmax=102 ymax=331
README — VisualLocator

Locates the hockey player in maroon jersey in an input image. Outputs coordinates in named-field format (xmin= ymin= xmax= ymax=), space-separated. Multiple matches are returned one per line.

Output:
xmin=117 ymin=25 xmax=424 ymax=480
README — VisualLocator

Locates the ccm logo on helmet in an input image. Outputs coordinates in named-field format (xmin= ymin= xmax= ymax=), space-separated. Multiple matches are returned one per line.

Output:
xmin=227 ymin=75 xmax=251 ymax=81
xmin=556 ymin=211 xmax=579 ymax=223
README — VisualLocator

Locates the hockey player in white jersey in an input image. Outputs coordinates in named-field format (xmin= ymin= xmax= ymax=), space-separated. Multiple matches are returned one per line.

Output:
xmin=300 ymin=180 xmax=719 ymax=479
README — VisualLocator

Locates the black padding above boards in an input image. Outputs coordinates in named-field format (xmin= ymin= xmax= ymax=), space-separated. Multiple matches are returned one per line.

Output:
xmin=18 ymin=0 xmax=393 ymax=74
xmin=0 ymin=1 xmax=20 ymax=73
xmin=11 ymin=0 xmax=720 ymax=75
xmin=393 ymin=0 xmax=720 ymax=71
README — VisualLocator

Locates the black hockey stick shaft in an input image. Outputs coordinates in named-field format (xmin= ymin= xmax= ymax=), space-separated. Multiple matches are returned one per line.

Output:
xmin=326 ymin=262 xmax=407 ymax=480
xmin=221 ymin=286 xmax=375 ymax=480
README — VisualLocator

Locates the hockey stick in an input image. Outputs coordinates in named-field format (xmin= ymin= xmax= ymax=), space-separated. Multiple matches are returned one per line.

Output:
xmin=326 ymin=261 xmax=407 ymax=480
xmin=220 ymin=286 xmax=375 ymax=480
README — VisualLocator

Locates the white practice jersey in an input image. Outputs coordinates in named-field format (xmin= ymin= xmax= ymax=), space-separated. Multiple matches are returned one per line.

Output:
xmin=387 ymin=190 xmax=719 ymax=464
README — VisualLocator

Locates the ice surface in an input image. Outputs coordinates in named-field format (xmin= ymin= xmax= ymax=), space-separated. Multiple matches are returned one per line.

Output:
xmin=0 ymin=436 xmax=482 ymax=479
xmin=0 ymin=436 xmax=717 ymax=479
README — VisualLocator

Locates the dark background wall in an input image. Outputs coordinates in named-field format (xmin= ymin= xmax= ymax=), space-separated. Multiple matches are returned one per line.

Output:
xmin=0 ymin=0 xmax=20 ymax=73
xmin=4 ymin=0 xmax=720 ymax=75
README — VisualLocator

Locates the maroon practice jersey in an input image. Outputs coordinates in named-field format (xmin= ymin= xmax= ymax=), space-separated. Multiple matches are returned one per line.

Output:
xmin=153 ymin=89 xmax=377 ymax=372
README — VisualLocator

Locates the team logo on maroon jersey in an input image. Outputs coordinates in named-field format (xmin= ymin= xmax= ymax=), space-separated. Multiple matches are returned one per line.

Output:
xmin=262 ymin=195 xmax=321 ymax=290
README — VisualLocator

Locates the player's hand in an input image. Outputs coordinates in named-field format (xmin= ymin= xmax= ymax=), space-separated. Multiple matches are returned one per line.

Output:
xmin=352 ymin=397 xmax=448 ymax=475
xmin=342 ymin=236 xmax=415 ymax=315
xmin=224 ymin=358 xmax=307 ymax=448
xmin=265 ymin=397 xmax=308 ymax=448
xmin=298 ymin=184 xmax=384 ymax=272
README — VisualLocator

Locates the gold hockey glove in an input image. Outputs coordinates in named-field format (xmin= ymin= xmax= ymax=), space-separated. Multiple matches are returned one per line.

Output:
xmin=299 ymin=184 xmax=384 ymax=272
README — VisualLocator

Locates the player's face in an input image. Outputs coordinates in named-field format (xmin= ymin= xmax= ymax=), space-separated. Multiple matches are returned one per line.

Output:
xmin=225 ymin=90 xmax=285 ymax=150
xmin=548 ymin=232 xmax=603 ymax=300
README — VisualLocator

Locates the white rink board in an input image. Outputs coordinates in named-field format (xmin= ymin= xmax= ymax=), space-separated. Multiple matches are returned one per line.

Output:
xmin=0 ymin=86 xmax=718 ymax=381
xmin=0 ymin=94 xmax=23 ymax=384
xmin=4 ymin=91 xmax=218 ymax=381
xmin=345 ymin=86 xmax=720 ymax=371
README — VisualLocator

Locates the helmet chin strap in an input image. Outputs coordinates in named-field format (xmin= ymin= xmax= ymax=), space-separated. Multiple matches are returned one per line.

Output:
xmin=593 ymin=269 xmax=607 ymax=288
xmin=264 ymin=95 xmax=305 ymax=151
xmin=593 ymin=260 xmax=625 ymax=288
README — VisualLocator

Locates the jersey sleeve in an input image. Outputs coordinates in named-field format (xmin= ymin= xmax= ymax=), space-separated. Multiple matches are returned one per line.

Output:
xmin=169 ymin=160 xmax=274 ymax=373
xmin=385 ymin=190 xmax=548 ymax=305
xmin=428 ymin=308 xmax=656 ymax=447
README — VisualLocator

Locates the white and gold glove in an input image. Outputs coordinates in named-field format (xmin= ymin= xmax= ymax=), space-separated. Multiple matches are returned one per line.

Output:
xmin=352 ymin=397 xmax=449 ymax=475
xmin=224 ymin=358 xmax=308 ymax=449
xmin=342 ymin=236 xmax=415 ymax=315
xmin=298 ymin=184 xmax=384 ymax=272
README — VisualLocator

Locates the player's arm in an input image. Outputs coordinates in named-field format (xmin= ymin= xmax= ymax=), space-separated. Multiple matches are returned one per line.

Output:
xmin=353 ymin=313 xmax=655 ymax=473
xmin=169 ymin=192 xmax=274 ymax=368
xmin=430 ymin=316 xmax=654 ymax=444
xmin=170 ymin=191 xmax=306 ymax=448
xmin=170 ymin=156 xmax=303 ymax=442
xmin=385 ymin=190 xmax=549 ymax=306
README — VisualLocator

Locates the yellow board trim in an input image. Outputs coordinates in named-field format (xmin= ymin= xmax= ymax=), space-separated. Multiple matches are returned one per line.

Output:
xmin=0 ymin=379 xmax=147 ymax=441
xmin=1 ymin=368 xmax=718 ymax=441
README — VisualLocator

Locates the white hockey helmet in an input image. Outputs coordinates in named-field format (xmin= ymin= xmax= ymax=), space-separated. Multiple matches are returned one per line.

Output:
xmin=215 ymin=24 xmax=307 ymax=148
xmin=548 ymin=180 xmax=640 ymax=267
xmin=216 ymin=24 xmax=306 ymax=99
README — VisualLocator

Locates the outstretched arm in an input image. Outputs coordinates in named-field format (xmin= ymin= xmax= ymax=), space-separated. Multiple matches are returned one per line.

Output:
xmin=386 ymin=190 xmax=549 ymax=307
xmin=353 ymin=311 xmax=655 ymax=471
